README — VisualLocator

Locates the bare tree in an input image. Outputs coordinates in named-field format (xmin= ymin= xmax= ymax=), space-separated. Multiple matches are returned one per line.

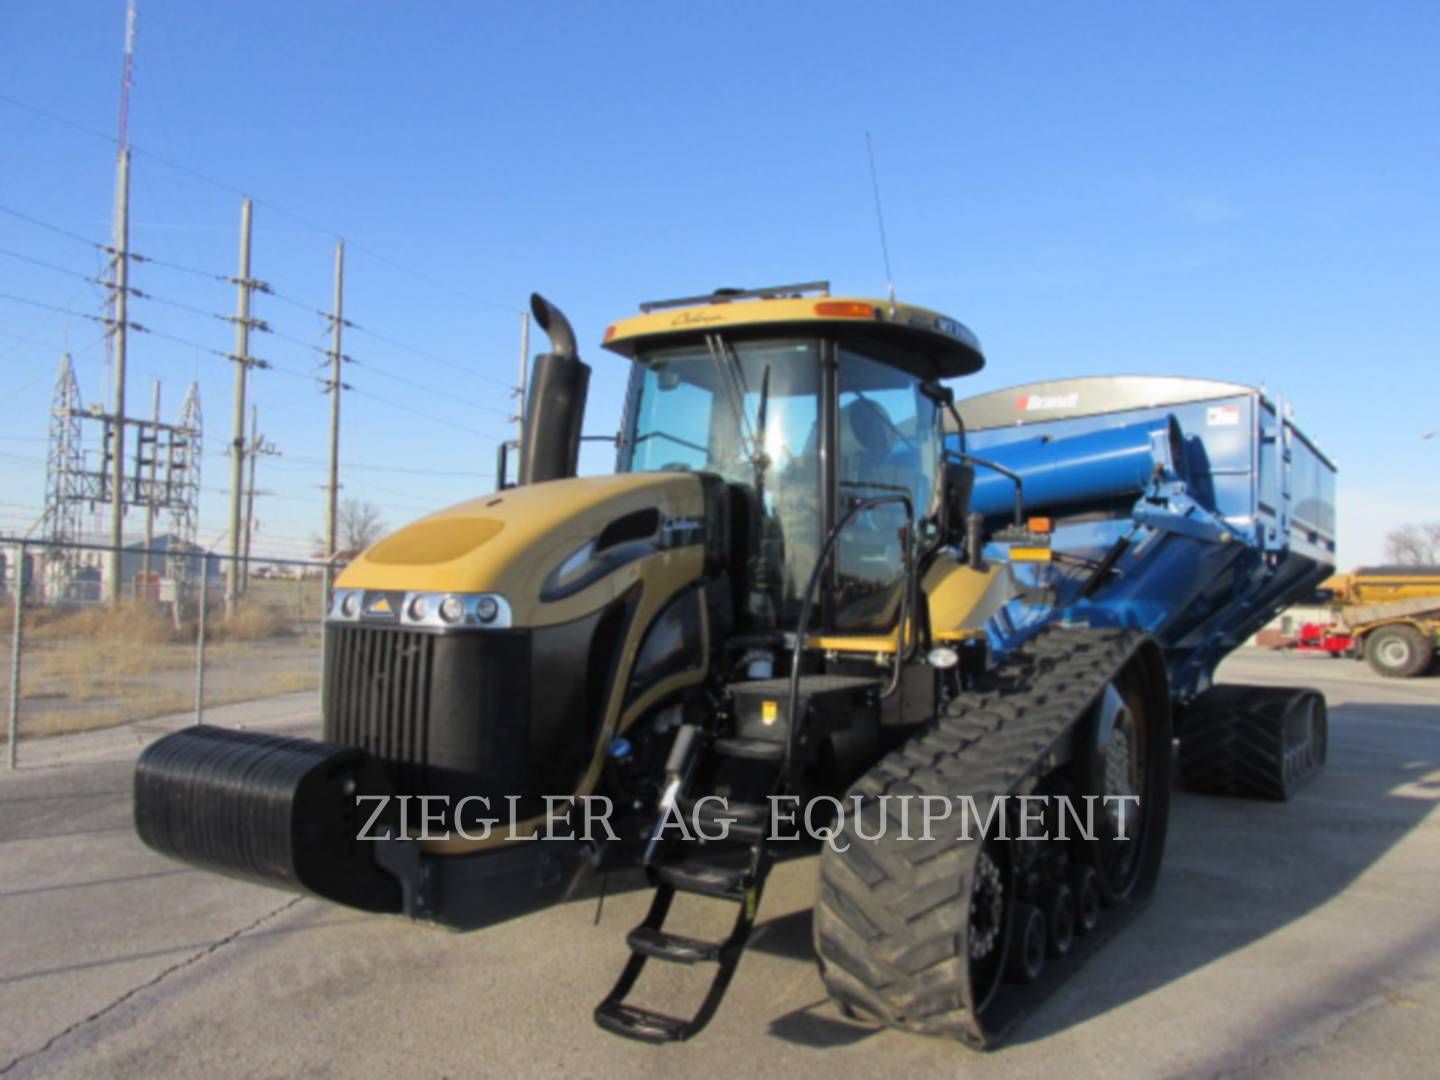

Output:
xmin=1383 ymin=523 xmax=1440 ymax=566
xmin=337 ymin=497 xmax=387 ymax=553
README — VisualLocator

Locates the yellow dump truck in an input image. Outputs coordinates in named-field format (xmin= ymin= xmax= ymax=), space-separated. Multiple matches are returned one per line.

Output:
xmin=1325 ymin=566 xmax=1440 ymax=677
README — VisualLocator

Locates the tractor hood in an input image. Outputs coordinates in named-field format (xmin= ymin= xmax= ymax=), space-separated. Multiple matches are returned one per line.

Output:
xmin=335 ymin=471 xmax=708 ymax=628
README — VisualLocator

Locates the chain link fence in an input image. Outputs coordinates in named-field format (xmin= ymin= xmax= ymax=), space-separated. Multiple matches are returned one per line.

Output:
xmin=2 ymin=537 xmax=334 ymax=768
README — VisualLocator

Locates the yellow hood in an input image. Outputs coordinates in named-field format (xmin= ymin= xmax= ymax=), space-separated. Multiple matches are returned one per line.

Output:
xmin=336 ymin=472 xmax=705 ymax=627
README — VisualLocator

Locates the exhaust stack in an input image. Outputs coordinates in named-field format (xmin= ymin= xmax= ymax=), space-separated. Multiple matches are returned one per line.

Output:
xmin=518 ymin=293 xmax=591 ymax=485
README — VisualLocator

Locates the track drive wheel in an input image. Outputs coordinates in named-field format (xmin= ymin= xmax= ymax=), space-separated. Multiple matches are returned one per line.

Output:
xmin=1069 ymin=666 xmax=1172 ymax=905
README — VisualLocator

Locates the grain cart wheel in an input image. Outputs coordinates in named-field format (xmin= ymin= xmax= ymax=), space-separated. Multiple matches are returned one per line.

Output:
xmin=1179 ymin=685 xmax=1327 ymax=801
xmin=1069 ymin=664 xmax=1172 ymax=907
xmin=1365 ymin=624 xmax=1434 ymax=679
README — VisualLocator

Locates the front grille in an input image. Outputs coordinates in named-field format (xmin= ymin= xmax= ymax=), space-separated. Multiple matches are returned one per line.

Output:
xmin=325 ymin=625 xmax=435 ymax=789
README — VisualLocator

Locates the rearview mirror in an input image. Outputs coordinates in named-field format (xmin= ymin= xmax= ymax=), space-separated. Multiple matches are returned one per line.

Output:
xmin=942 ymin=461 xmax=975 ymax=546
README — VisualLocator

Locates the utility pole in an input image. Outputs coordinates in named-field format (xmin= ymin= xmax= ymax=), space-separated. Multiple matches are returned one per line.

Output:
xmin=141 ymin=378 xmax=160 ymax=589
xmin=242 ymin=404 xmax=278 ymax=592
xmin=226 ymin=197 xmax=254 ymax=618
xmin=323 ymin=241 xmax=346 ymax=602
xmin=515 ymin=310 xmax=530 ymax=444
xmin=106 ymin=147 xmax=131 ymax=606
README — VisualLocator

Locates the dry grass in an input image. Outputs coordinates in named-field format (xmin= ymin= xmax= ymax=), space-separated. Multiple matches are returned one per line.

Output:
xmin=6 ymin=669 xmax=320 ymax=740
xmin=2 ymin=595 xmax=323 ymax=742
xmin=24 ymin=603 xmax=189 ymax=683
xmin=211 ymin=603 xmax=295 ymax=641
xmin=29 ymin=601 xmax=182 ymax=645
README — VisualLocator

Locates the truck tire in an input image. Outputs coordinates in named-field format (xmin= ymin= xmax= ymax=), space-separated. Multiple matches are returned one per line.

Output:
xmin=1364 ymin=624 xmax=1434 ymax=679
xmin=1178 ymin=685 xmax=1326 ymax=801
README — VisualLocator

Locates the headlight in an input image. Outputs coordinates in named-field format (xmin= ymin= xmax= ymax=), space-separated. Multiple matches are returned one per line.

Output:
xmin=438 ymin=596 xmax=465 ymax=624
xmin=475 ymin=596 xmax=500 ymax=623
xmin=927 ymin=646 xmax=960 ymax=669
xmin=340 ymin=593 xmax=360 ymax=617
xmin=407 ymin=596 xmax=430 ymax=621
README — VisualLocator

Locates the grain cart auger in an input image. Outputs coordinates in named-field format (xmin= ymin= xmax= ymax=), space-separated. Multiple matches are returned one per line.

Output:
xmin=133 ymin=284 xmax=1337 ymax=1047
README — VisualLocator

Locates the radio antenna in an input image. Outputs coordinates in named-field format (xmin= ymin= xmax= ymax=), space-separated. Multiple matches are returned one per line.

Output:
xmin=865 ymin=132 xmax=896 ymax=308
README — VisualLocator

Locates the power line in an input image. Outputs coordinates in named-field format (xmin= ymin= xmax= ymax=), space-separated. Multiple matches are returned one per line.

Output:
xmin=0 ymin=246 xmax=109 ymax=285
xmin=0 ymin=93 xmax=522 ymax=315
xmin=0 ymin=293 xmax=109 ymax=368
xmin=346 ymin=320 xmax=514 ymax=389
xmin=0 ymin=204 xmax=103 ymax=248
xmin=0 ymin=291 xmax=119 ymax=327
xmin=130 ymin=250 xmax=230 ymax=283
xmin=0 ymin=203 xmax=234 ymax=281
xmin=348 ymin=385 xmax=500 ymax=439
xmin=135 ymin=324 xmax=229 ymax=357
xmin=267 ymin=456 xmax=495 ymax=479
xmin=347 ymin=358 xmax=511 ymax=418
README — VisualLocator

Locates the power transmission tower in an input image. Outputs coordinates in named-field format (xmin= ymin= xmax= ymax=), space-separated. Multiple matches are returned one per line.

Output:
xmin=40 ymin=356 xmax=84 ymax=600
xmin=170 ymin=384 xmax=203 ymax=583
xmin=322 ymin=241 xmax=349 ymax=601
xmin=41 ymin=366 xmax=202 ymax=602
xmin=241 ymin=404 xmax=279 ymax=593
xmin=140 ymin=379 xmax=160 ymax=589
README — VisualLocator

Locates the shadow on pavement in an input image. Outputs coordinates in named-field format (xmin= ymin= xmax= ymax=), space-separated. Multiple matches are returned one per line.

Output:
xmin=1005 ymin=701 xmax=1439 ymax=1047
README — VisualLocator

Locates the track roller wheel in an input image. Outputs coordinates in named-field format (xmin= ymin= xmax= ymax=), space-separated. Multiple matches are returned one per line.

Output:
xmin=1069 ymin=866 xmax=1100 ymax=935
xmin=1006 ymin=904 xmax=1047 ymax=984
xmin=1044 ymin=885 xmax=1076 ymax=957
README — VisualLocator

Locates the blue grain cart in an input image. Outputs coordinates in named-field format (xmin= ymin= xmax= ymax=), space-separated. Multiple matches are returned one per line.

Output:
xmin=950 ymin=374 xmax=1337 ymax=798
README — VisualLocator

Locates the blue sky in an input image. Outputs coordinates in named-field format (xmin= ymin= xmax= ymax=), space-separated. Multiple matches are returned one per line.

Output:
xmin=1 ymin=1 xmax=1435 ymax=566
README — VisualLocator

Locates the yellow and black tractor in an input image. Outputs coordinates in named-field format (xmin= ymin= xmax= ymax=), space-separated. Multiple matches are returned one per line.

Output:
xmin=135 ymin=282 xmax=1183 ymax=1047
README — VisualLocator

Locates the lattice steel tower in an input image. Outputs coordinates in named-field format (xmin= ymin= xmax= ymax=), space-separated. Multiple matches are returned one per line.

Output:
xmin=40 ymin=355 xmax=203 ymax=599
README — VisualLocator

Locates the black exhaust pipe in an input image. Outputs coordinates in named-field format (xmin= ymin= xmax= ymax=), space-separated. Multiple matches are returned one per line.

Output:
xmin=518 ymin=293 xmax=591 ymax=486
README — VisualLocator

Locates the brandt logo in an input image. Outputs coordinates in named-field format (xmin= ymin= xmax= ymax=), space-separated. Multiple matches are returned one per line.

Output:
xmin=1017 ymin=392 xmax=1080 ymax=412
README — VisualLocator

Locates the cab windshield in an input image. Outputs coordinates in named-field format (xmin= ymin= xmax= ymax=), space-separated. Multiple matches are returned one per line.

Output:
xmin=621 ymin=337 xmax=940 ymax=631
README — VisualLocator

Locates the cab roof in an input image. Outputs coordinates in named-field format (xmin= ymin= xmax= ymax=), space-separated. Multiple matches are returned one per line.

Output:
xmin=600 ymin=281 xmax=985 ymax=380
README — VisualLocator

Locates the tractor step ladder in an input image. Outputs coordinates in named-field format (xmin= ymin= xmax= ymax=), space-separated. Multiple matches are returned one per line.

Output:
xmin=592 ymin=674 xmax=883 ymax=1043
xmin=593 ymin=728 xmax=778 ymax=1043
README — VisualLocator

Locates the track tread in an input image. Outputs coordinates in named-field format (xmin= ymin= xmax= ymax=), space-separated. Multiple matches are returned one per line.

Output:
xmin=1178 ymin=685 xmax=1327 ymax=801
xmin=813 ymin=627 xmax=1156 ymax=1047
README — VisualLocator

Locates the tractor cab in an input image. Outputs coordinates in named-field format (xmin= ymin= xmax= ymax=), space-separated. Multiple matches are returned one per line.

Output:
xmin=603 ymin=282 xmax=985 ymax=633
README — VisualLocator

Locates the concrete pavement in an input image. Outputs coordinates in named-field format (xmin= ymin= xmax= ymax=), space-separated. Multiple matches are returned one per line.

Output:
xmin=1 ymin=652 xmax=1437 ymax=1078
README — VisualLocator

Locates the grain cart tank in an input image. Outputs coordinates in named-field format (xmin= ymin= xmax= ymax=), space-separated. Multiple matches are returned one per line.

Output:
xmin=134 ymin=289 xmax=1336 ymax=1048
xmin=951 ymin=375 xmax=1337 ymax=796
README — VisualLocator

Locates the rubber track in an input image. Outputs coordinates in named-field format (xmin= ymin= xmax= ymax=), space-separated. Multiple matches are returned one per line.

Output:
xmin=1178 ymin=685 xmax=1325 ymax=801
xmin=813 ymin=626 xmax=1150 ymax=1047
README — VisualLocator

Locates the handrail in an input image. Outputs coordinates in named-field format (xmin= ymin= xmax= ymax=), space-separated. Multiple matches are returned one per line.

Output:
xmin=946 ymin=448 xmax=1024 ymax=528
xmin=782 ymin=492 xmax=914 ymax=780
